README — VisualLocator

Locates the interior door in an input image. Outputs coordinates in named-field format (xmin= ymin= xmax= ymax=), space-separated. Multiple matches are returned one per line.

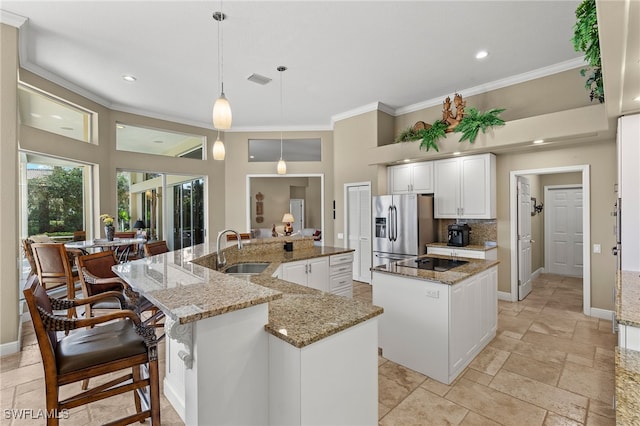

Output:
xmin=289 ymin=199 xmax=304 ymax=233
xmin=517 ymin=176 xmax=532 ymax=300
xmin=547 ymin=187 xmax=583 ymax=276
xmin=347 ymin=184 xmax=372 ymax=283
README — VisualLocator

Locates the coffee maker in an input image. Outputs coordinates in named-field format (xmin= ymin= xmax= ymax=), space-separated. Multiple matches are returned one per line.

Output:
xmin=447 ymin=224 xmax=470 ymax=247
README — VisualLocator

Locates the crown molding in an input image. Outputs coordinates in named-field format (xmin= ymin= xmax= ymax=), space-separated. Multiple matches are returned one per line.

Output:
xmin=331 ymin=101 xmax=395 ymax=126
xmin=395 ymin=58 xmax=586 ymax=116
xmin=0 ymin=10 xmax=28 ymax=28
xmin=225 ymin=124 xmax=333 ymax=133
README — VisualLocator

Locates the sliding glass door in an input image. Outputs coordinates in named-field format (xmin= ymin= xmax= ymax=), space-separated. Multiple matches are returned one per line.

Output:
xmin=169 ymin=176 xmax=205 ymax=250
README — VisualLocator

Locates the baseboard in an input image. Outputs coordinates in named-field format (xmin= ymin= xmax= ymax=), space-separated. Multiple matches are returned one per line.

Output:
xmin=589 ymin=307 xmax=615 ymax=321
xmin=498 ymin=291 xmax=514 ymax=302
xmin=532 ymin=267 xmax=544 ymax=279
xmin=163 ymin=377 xmax=186 ymax=422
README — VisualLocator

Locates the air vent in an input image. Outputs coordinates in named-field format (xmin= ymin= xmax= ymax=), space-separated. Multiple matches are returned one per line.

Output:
xmin=247 ymin=73 xmax=272 ymax=85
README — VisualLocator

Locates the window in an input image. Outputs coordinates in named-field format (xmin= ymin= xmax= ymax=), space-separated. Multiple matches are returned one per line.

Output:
xmin=116 ymin=123 xmax=206 ymax=159
xmin=17 ymin=83 xmax=95 ymax=143
xmin=248 ymin=138 xmax=322 ymax=162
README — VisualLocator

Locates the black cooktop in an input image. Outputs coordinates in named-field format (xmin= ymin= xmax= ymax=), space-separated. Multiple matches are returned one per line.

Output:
xmin=396 ymin=257 xmax=469 ymax=272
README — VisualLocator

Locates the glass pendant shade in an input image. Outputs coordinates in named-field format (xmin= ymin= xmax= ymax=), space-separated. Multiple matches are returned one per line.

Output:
xmin=212 ymin=137 xmax=225 ymax=160
xmin=212 ymin=92 xmax=232 ymax=130
xmin=277 ymin=158 xmax=287 ymax=175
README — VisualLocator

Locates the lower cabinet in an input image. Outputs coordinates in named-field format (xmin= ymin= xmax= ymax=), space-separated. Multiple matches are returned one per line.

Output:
xmin=280 ymin=257 xmax=330 ymax=292
xmin=280 ymin=253 xmax=354 ymax=296
xmin=372 ymin=265 xmax=497 ymax=384
xmin=329 ymin=253 xmax=353 ymax=297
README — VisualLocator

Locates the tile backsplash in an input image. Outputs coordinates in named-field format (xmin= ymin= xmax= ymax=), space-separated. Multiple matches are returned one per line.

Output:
xmin=438 ymin=219 xmax=497 ymax=246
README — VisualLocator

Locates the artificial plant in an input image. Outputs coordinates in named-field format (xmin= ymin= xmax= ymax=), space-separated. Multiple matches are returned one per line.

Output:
xmin=572 ymin=0 xmax=604 ymax=103
xmin=455 ymin=108 xmax=506 ymax=143
xmin=395 ymin=126 xmax=423 ymax=143
xmin=419 ymin=121 xmax=448 ymax=152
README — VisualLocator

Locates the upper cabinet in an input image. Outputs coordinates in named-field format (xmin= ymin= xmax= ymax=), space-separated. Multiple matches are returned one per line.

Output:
xmin=618 ymin=114 xmax=640 ymax=271
xmin=388 ymin=162 xmax=434 ymax=194
xmin=434 ymin=153 xmax=496 ymax=219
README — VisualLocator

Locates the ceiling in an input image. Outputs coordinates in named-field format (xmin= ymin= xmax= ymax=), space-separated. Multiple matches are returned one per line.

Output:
xmin=1 ymin=1 xmax=595 ymax=133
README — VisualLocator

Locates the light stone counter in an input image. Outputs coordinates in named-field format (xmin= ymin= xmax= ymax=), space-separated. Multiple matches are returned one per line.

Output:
xmin=616 ymin=347 xmax=640 ymax=425
xmin=616 ymin=270 xmax=640 ymax=328
xmin=114 ymin=239 xmax=383 ymax=348
xmin=372 ymin=254 xmax=499 ymax=285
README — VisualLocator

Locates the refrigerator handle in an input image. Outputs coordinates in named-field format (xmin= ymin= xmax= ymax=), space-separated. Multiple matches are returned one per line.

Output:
xmin=387 ymin=206 xmax=393 ymax=242
xmin=393 ymin=205 xmax=398 ymax=242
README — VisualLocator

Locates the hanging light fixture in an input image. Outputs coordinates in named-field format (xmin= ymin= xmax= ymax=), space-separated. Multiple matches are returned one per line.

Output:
xmin=212 ymin=8 xmax=232 ymax=130
xmin=213 ymin=130 xmax=225 ymax=160
xmin=276 ymin=65 xmax=287 ymax=175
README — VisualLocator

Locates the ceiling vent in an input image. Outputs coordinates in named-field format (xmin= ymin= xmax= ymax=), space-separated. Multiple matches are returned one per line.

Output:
xmin=247 ymin=73 xmax=272 ymax=85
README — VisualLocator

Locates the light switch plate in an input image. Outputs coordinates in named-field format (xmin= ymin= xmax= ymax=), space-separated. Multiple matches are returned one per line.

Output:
xmin=337 ymin=233 xmax=344 ymax=239
xmin=593 ymin=244 xmax=601 ymax=253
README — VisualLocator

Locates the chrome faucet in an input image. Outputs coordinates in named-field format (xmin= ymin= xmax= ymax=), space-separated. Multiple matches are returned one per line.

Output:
xmin=216 ymin=229 xmax=243 ymax=269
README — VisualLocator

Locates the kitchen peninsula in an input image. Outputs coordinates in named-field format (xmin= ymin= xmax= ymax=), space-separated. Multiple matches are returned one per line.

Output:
xmin=372 ymin=255 xmax=498 ymax=384
xmin=113 ymin=237 xmax=382 ymax=426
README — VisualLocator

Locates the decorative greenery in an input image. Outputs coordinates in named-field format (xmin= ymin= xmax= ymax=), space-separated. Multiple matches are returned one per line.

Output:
xmin=395 ymin=126 xmax=422 ymax=143
xmin=419 ymin=121 xmax=448 ymax=152
xmin=571 ymin=0 xmax=604 ymax=103
xmin=456 ymin=108 xmax=506 ymax=143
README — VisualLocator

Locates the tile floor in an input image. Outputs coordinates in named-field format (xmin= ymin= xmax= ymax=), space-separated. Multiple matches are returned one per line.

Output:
xmin=1 ymin=273 xmax=616 ymax=425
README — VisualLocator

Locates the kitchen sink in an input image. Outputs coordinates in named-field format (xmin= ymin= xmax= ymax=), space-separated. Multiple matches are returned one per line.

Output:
xmin=222 ymin=262 xmax=270 ymax=275
xmin=396 ymin=257 xmax=469 ymax=272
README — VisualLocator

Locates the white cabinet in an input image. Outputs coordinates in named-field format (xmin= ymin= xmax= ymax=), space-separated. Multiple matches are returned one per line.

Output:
xmin=329 ymin=253 xmax=353 ymax=297
xmin=434 ymin=153 xmax=496 ymax=219
xmin=372 ymin=265 xmax=497 ymax=384
xmin=617 ymin=114 xmax=640 ymax=271
xmin=426 ymin=245 xmax=497 ymax=260
xmin=388 ymin=161 xmax=434 ymax=194
xmin=281 ymin=257 xmax=330 ymax=292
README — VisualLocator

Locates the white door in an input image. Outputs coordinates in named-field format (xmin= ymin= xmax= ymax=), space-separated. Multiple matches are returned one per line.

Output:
xmin=346 ymin=183 xmax=371 ymax=283
xmin=517 ymin=176 xmax=532 ymax=300
xmin=546 ymin=187 xmax=583 ymax=277
xmin=289 ymin=199 xmax=304 ymax=233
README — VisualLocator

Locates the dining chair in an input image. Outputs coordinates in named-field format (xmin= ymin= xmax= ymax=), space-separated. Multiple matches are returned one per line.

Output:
xmin=31 ymin=243 xmax=83 ymax=318
xmin=75 ymin=251 xmax=164 ymax=331
xmin=22 ymin=275 xmax=161 ymax=426
xmin=143 ymin=240 xmax=169 ymax=257
xmin=72 ymin=230 xmax=86 ymax=241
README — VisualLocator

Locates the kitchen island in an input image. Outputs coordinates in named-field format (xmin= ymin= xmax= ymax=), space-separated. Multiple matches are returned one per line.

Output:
xmin=372 ymin=254 xmax=499 ymax=384
xmin=113 ymin=237 xmax=382 ymax=426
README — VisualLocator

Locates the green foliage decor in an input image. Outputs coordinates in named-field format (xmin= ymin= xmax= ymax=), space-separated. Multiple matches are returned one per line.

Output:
xmin=394 ymin=126 xmax=422 ymax=143
xmin=419 ymin=121 xmax=448 ymax=152
xmin=455 ymin=108 xmax=506 ymax=143
xmin=571 ymin=0 xmax=604 ymax=103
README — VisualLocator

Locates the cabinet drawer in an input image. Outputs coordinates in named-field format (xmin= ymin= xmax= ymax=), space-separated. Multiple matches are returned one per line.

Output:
xmin=330 ymin=273 xmax=352 ymax=292
xmin=330 ymin=264 xmax=352 ymax=276
xmin=426 ymin=246 xmax=485 ymax=259
xmin=330 ymin=253 xmax=353 ymax=266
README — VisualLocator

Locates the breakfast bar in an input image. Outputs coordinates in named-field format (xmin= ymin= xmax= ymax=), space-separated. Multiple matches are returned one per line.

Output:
xmin=113 ymin=238 xmax=383 ymax=426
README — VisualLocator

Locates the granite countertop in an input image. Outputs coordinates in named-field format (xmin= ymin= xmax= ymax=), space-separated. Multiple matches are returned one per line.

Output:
xmin=426 ymin=242 xmax=497 ymax=251
xmin=616 ymin=347 xmax=640 ymax=425
xmin=372 ymin=254 xmax=499 ymax=285
xmin=114 ymin=240 xmax=383 ymax=348
xmin=616 ymin=270 xmax=640 ymax=327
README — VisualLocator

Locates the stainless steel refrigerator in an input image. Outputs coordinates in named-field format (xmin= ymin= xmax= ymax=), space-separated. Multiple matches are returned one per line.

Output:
xmin=373 ymin=194 xmax=437 ymax=266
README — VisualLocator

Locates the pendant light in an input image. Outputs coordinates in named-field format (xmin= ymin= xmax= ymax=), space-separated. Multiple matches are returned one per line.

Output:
xmin=212 ymin=8 xmax=232 ymax=130
xmin=212 ymin=130 xmax=225 ymax=160
xmin=276 ymin=66 xmax=287 ymax=175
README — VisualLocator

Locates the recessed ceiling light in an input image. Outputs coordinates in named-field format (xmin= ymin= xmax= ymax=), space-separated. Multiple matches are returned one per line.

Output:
xmin=403 ymin=159 xmax=411 ymax=163
xmin=475 ymin=50 xmax=489 ymax=60
xmin=453 ymin=151 xmax=461 ymax=155
xmin=122 ymin=74 xmax=137 ymax=82
xmin=116 ymin=124 xmax=125 ymax=129
xmin=634 ymin=95 xmax=640 ymax=102
xmin=533 ymin=139 xmax=544 ymax=144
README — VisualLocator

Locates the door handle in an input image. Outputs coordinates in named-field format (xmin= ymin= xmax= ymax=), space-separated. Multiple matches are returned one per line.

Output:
xmin=393 ymin=205 xmax=398 ymax=242
xmin=611 ymin=246 xmax=619 ymax=256
xmin=388 ymin=206 xmax=393 ymax=242
xmin=530 ymin=240 xmax=535 ymax=243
